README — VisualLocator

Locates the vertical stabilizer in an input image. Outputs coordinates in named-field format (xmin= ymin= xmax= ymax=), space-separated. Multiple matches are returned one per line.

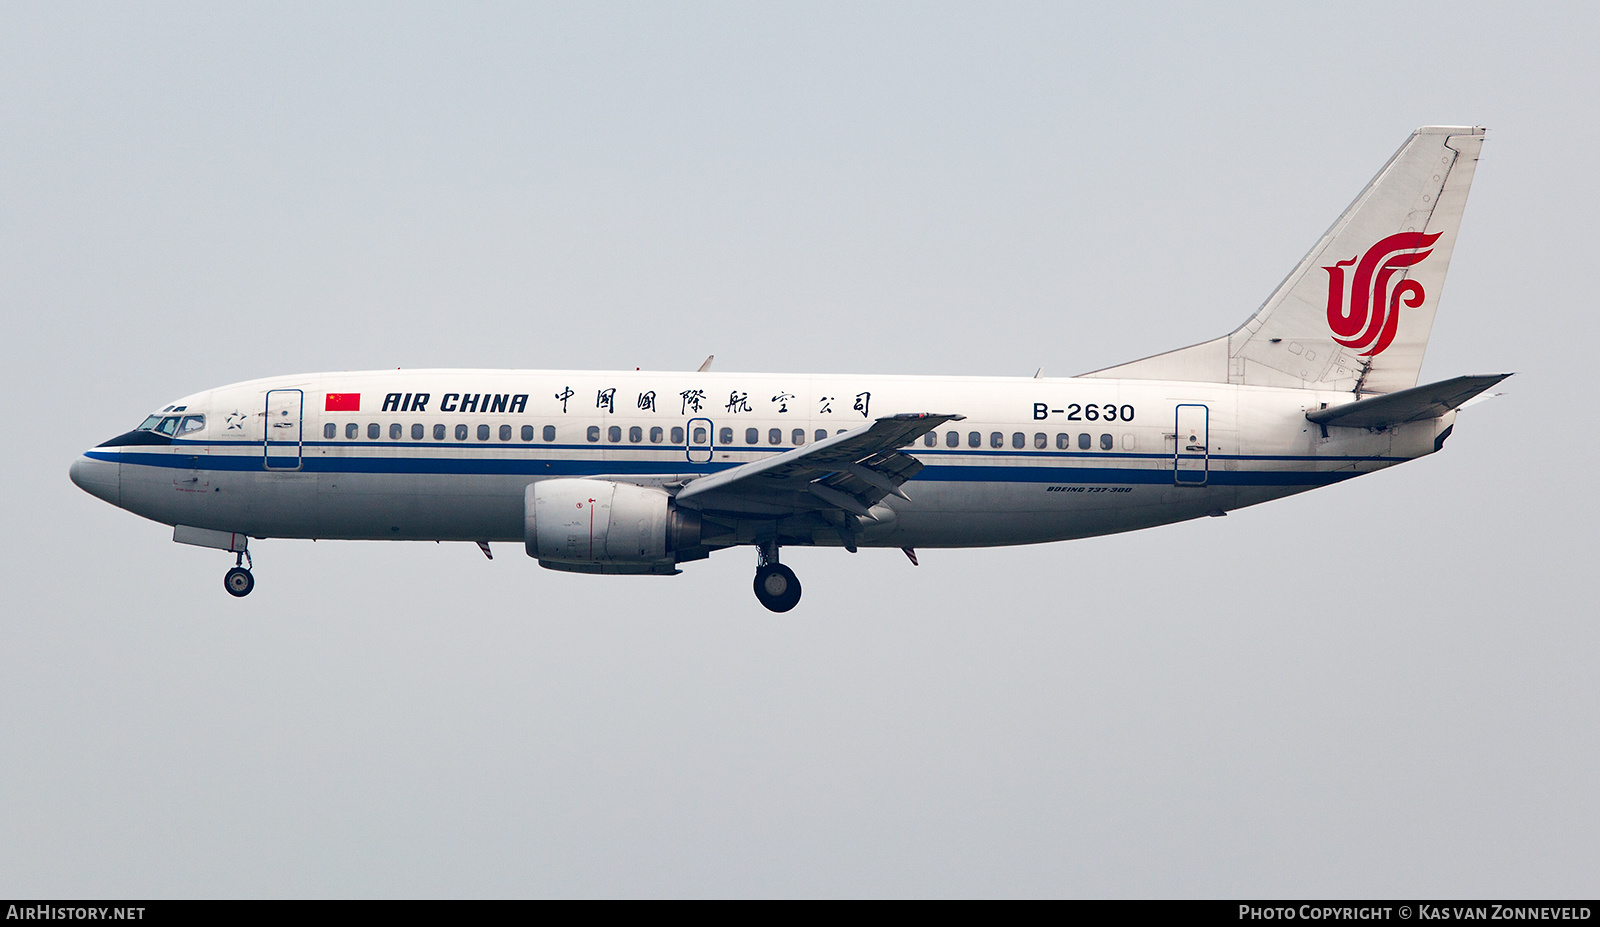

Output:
xmin=1084 ymin=127 xmax=1485 ymax=394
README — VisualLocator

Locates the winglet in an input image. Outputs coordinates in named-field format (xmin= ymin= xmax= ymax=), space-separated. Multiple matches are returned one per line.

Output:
xmin=697 ymin=355 xmax=714 ymax=372
xmin=881 ymin=412 xmax=966 ymax=423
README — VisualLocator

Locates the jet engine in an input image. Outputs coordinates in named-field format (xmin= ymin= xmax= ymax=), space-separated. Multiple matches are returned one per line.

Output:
xmin=524 ymin=479 xmax=700 ymax=575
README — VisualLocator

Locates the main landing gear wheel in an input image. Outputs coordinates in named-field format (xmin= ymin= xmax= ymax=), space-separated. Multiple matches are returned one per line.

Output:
xmin=224 ymin=566 xmax=254 ymax=597
xmin=753 ymin=563 xmax=801 ymax=613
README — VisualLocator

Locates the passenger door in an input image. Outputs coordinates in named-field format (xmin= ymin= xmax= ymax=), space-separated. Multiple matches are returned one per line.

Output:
xmin=263 ymin=389 xmax=303 ymax=471
xmin=1174 ymin=403 xmax=1208 ymax=486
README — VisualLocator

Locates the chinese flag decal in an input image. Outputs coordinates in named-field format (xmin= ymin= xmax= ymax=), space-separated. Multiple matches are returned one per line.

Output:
xmin=325 ymin=393 xmax=360 ymax=412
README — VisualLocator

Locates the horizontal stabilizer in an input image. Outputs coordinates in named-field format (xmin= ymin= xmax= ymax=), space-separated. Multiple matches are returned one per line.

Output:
xmin=1307 ymin=374 xmax=1511 ymax=428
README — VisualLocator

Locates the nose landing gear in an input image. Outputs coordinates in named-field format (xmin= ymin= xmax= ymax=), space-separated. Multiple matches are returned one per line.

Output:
xmin=753 ymin=542 xmax=801 ymax=612
xmin=224 ymin=549 xmax=254 ymax=598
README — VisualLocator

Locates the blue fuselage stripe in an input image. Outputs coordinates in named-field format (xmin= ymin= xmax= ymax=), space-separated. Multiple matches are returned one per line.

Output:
xmin=88 ymin=448 xmax=1368 ymax=486
xmin=170 ymin=437 xmax=1407 ymax=464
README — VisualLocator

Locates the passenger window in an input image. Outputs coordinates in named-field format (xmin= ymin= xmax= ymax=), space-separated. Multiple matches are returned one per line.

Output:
xmin=434 ymin=424 xmax=446 ymax=440
xmin=651 ymin=426 xmax=664 ymax=444
xmin=719 ymin=427 xmax=733 ymax=445
xmin=1122 ymin=433 xmax=1135 ymax=450
xmin=521 ymin=425 xmax=534 ymax=441
xmin=1056 ymin=433 xmax=1069 ymax=449
xmin=478 ymin=424 xmax=491 ymax=441
xmin=1012 ymin=432 xmax=1025 ymax=449
xmin=586 ymin=425 xmax=600 ymax=442
xmin=990 ymin=432 xmax=1003 ymax=449
xmin=323 ymin=423 xmax=336 ymax=439
xmin=346 ymin=422 xmax=359 ymax=439
xmin=387 ymin=423 xmax=399 ymax=440
xmin=1034 ymin=433 xmax=1046 ymax=449
xmin=607 ymin=425 xmax=621 ymax=443
xmin=923 ymin=433 xmax=935 ymax=447
xmin=768 ymin=428 xmax=782 ymax=445
xmin=412 ymin=424 xmax=424 ymax=440
xmin=543 ymin=425 xmax=556 ymax=442
xmin=745 ymin=427 xmax=759 ymax=445
xmin=676 ymin=426 xmax=690 ymax=444
xmin=793 ymin=429 xmax=806 ymax=445
xmin=946 ymin=431 xmax=959 ymax=448
xmin=1078 ymin=433 xmax=1090 ymax=450
xmin=1100 ymin=433 xmax=1113 ymax=450
xmin=456 ymin=424 xmax=469 ymax=441
xmin=368 ymin=423 xmax=380 ymax=440
xmin=815 ymin=429 xmax=828 ymax=442
xmin=968 ymin=431 xmax=981 ymax=448
xmin=499 ymin=424 xmax=512 ymax=441
xmin=628 ymin=426 xmax=642 ymax=443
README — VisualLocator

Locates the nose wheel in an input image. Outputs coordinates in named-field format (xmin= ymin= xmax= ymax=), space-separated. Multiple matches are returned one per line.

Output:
xmin=224 ymin=567 xmax=254 ymax=597
xmin=753 ymin=563 xmax=801 ymax=612
xmin=223 ymin=549 xmax=254 ymax=598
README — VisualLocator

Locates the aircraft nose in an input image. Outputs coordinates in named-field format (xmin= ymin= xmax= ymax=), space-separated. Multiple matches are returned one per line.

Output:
xmin=70 ymin=454 xmax=120 ymax=506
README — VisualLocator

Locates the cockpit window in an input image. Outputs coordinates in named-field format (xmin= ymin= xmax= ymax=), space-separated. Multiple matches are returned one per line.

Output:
xmin=176 ymin=415 xmax=205 ymax=436
xmin=138 ymin=415 xmax=164 ymax=431
xmin=155 ymin=416 xmax=181 ymax=436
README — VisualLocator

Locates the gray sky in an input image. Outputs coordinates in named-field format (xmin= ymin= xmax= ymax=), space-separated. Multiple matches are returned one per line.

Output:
xmin=2 ymin=1 xmax=1596 ymax=898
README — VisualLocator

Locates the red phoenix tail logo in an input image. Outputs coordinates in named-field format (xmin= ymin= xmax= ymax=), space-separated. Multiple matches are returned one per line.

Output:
xmin=1323 ymin=231 xmax=1442 ymax=357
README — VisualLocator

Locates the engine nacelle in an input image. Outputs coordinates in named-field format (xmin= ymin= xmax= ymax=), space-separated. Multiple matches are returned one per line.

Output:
xmin=525 ymin=479 xmax=698 ymax=574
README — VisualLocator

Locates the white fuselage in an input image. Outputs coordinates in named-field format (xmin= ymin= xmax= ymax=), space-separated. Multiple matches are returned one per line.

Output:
xmin=76 ymin=368 xmax=1450 ymax=550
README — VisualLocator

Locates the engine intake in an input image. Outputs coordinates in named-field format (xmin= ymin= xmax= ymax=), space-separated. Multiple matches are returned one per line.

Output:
xmin=524 ymin=479 xmax=699 ymax=574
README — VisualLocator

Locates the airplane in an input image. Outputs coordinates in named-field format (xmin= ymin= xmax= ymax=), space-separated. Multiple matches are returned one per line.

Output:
xmin=70 ymin=126 xmax=1508 ymax=612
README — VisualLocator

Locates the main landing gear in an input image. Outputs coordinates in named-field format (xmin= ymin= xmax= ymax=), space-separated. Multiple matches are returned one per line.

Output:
xmin=753 ymin=542 xmax=801 ymax=613
xmin=224 ymin=549 xmax=254 ymax=598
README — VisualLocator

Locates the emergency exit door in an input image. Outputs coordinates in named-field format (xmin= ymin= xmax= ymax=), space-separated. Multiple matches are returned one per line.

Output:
xmin=1174 ymin=404 xmax=1209 ymax=486
xmin=685 ymin=417 xmax=714 ymax=464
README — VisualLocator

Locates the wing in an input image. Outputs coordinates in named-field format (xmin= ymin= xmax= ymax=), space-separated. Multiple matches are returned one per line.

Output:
xmin=673 ymin=413 xmax=964 ymax=519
